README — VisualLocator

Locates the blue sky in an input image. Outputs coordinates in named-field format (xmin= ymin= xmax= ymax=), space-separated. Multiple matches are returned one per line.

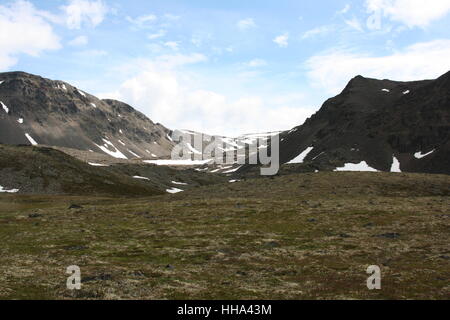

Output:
xmin=2 ymin=0 xmax=450 ymax=136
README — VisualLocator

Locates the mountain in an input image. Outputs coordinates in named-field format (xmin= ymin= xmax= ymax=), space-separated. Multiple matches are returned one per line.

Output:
xmin=1 ymin=70 xmax=449 ymax=176
xmin=172 ymin=129 xmax=280 ymax=173
xmin=272 ymin=71 xmax=450 ymax=175
xmin=0 ymin=72 xmax=174 ymax=160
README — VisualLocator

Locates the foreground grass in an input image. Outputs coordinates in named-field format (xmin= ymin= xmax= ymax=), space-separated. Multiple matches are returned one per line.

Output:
xmin=0 ymin=172 xmax=449 ymax=300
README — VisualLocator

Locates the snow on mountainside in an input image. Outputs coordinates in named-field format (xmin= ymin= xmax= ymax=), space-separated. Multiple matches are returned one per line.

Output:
xmin=170 ymin=129 xmax=281 ymax=173
xmin=273 ymin=71 xmax=450 ymax=175
xmin=0 ymin=72 xmax=174 ymax=160
xmin=1 ymin=70 xmax=449 ymax=176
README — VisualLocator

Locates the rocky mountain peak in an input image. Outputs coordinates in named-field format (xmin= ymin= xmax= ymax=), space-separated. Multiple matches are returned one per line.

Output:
xmin=0 ymin=71 xmax=174 ymax=160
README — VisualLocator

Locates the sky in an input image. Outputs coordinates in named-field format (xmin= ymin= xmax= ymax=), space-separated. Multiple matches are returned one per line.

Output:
xmin=1 ymin=0 xmax=450 ymax=136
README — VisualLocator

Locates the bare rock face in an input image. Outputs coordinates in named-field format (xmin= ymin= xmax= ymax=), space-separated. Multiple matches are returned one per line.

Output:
xmin=0 ymin=72 xmax=174 ymax=160
xmin=277 ymin=71 xmax=450 ymax=174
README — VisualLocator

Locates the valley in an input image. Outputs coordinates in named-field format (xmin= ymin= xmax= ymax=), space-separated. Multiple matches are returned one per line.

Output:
xmin=0 ymin=70 xmax=448 ymax=300
xmin=0 ymin=172 xmax=448 ymax=299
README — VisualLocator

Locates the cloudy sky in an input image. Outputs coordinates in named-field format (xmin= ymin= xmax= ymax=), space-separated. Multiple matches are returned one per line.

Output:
xmin=2 ymin=0 xmax=450 ymax=136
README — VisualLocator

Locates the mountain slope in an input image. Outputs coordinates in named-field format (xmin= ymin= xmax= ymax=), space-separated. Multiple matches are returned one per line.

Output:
xmin=276 ymin=71 xmax=450 ymax=174
xmin=0 ymin=72 xmax=174 ymax=159
xmin=0 ymin=144 xmax=163 ymax=196
xmin=0 ymin=144 xmax=227 ymax=195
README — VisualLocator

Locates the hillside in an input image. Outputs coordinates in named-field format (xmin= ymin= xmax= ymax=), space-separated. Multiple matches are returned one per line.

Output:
xmin=0 ymin=72 xmax=174 ymax=159
xmin=273 ymin=71 xmax=450 ymax=175
xmin=0 ymin=144 xmax=226 ymax=196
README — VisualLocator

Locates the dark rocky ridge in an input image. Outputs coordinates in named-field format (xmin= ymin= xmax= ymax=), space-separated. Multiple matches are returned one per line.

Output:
xmin=270 ymin=71 xmax=450 ymax=175
xmin=0 ymin=72 xmax=174 ymax=159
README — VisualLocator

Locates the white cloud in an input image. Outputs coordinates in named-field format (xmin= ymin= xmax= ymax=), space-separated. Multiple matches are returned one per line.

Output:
xmin=126 ymin=14 xmax=157 ymax=29
xmin=301 ymin=26 xmax=332 ymax=39
xmin=245 ymin=59 xmax=268 ymax=68
xmin=191 ymin=35 xmax=202 ymax=47
xmin=337 ymin=4 xmax=351 ymax=15
xmin=345 ymin=17 xmax=364 ymax=32
xmin=305 ymin=39 xmax=450 ymax=95
xmin=148 ymin=29 xmax=166 ymax=40
xmin=98 ymin=54 xmax=313 ymax=136
xmin=163 ymin=14 xmax=180 ymax=21
xmin=366 ymin=0 xmax=450 ymax=28
xmin=62 ymin=0 xmax=108 ymax=29
xmin=0 ymin=0 xmax=61 ymax=70
xmin=237 ymin=18 xmax=256 ymax=30
xmin=190 ymin=32 xmax=213 ymax=47
xmin=273 ymin=33 xmax=289 ymax=48
xmin=68 ymin=35 xmax=88 ymax=46
xmin=164 ymin=41 xmax=180 ymax=51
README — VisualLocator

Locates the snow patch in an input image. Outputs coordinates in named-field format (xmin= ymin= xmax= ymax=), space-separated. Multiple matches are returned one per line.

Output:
xmin=335 ymin=161 xmax=378 ymax=172
xmin=0 ymin=81 xmax=4 ymax=85
xmin=403 ymin=90 xmax=410 ymax=95
xmin=391 ymin=157 xmax=402 ymax=173
xmin=172 ymin=181 xmax=188 ymax=185
xmin=312 ymin=152 xmax=325 ymax=160
xmin=118 ymin=140 xmax=126 ymax=146
xmin=166 ymin=187 xmax=183 ymax=194
xmin=94 ymin=138 xmax=127 ymax=159
xmin=133 ymin=176 xmax=150 ymax=181
xmin=1 ymin=101 xmax=9 ymax=114
xmin=229 ymin=180 xmax=240 ymax=183
xmin=223 ymin=166 xmax=243 ymax=174
xmin=223 ymin=138 xmax=239 ymax=148
xmin=88 ymin=162 xmax=109 ymax=167
xmin=144 ymin=159 xmax=212 ymax=166
xmin=0 ymin=185 xmax=19 ymax=193
xmin=128 ymin=149 xmax=141 ymax=158
xmin=77 ymin=89 xmax=86 ymax=97
xmin=381 ymin=89 xmax=390 ymax=92
xmin=17 ymin=118 xmax=23 ymax=124
xmin=186 ymin=143 xmax=202 ymax=155
xmin=90 ymin=103 xmax=96 ymax=108
xmin=25 ymin=133 xmax=38 ymax=146
xmin=288 ymin=147 xmax=314 ymax=164
xmin=414 ymin=150 xmax=435 ymax=159
xmin=241 ymin=138 xmax=256 ymax=145
xmin=56 ymin=83 xmax=67 ymax=91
